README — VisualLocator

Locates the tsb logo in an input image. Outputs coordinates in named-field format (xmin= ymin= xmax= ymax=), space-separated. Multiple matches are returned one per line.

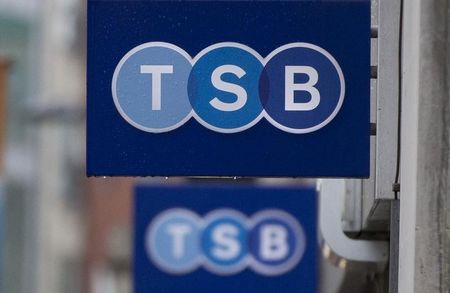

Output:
xmin=112 ymin=42 xmax=345 ymax=134
xmin=146 ymin=209 xmax=306 ymax=276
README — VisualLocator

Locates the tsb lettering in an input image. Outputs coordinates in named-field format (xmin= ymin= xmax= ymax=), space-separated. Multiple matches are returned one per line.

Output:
xmin=112 ymin=42 xmax=345 ymax=134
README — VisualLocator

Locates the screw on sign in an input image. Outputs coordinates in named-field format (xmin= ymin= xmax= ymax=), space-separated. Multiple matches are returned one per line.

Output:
xmin=112 ymin=42 xmax=345 ymax=134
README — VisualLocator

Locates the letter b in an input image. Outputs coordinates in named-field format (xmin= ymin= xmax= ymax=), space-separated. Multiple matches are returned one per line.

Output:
xmin=260 ymin=224 xmax=289 ymax=261
xmin=285 ymin=66 xmax=320 ymax=111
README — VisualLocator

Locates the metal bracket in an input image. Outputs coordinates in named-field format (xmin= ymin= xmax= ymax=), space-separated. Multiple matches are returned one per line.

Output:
xmin=318 ymin=179 xmax=388 ymax=271
xmin=375 ymin=0 xmax=402 ymax=200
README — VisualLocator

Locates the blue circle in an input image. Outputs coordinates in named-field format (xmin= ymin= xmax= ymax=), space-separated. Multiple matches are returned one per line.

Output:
xmin=188 ymin=45 xmax=264 ymax=133
xmin=113 ymin=43 xmax=192 ymax=132
xmin=147 ymin=209 xmax=200 ymax=274
xmin=201 ymin=212 xmax=248 ymax=274
xmin=260 ymin=44 xmax=344 ymax=133
xmin=249 ymin=211 xmax=305 ymax=275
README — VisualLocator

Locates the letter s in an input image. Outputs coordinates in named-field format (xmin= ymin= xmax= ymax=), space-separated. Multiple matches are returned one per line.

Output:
xmin=210 ymin=65 xmax=248 ymax=112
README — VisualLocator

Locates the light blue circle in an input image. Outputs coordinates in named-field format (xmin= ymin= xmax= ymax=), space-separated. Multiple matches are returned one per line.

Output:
xmin=188 ymin=45 xmax=264 ymax=133
xmin=201 ymin=211 xmax=248 ymax=274
xmin=147 ymin=209 xmax=200 ymax=274
xmin=113 ymin=43 xmax=193 ymax=132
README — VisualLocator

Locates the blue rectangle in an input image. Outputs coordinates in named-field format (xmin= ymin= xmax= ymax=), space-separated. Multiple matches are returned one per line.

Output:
xmin=134 ymin=184 xmax=318 ymax=293
xmin=87 ymin=0 xmax=370 ymax=177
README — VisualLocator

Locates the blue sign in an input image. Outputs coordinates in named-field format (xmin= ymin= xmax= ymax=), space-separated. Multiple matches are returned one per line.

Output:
xmin=87 ymin=0 xmax=370 ymax=177
xmin=134 ymin=184 xmax=318 ymax=293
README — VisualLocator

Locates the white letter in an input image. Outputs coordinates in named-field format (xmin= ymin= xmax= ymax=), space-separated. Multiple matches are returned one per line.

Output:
xmin=260 ymin=224 xmax=288 ymax=261
xmin=210 ymin=65 xmax=248 ymax=112
xmin=285 ymin=66 xmax=320 ymax=111
xmin=166 ymin=224 xmax=192 ymax=259
xmin=140 ymin=65 xmax=174 ymax=111
xmin=211 ymin=224 xmax=240 ymax=260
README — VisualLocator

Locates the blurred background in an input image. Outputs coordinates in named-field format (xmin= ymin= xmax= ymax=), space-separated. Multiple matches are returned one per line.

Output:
xmin=0 ymin=1 xmax=388 ymax=293
xmin=0 ymin=0 xmax=101 ymax=292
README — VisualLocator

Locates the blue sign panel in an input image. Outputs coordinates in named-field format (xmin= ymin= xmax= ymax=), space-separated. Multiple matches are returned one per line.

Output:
xmin=87 ymin=0 xmax=370 ymax=177
xmin=134 ymin=184 xmax=318 ymax=293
